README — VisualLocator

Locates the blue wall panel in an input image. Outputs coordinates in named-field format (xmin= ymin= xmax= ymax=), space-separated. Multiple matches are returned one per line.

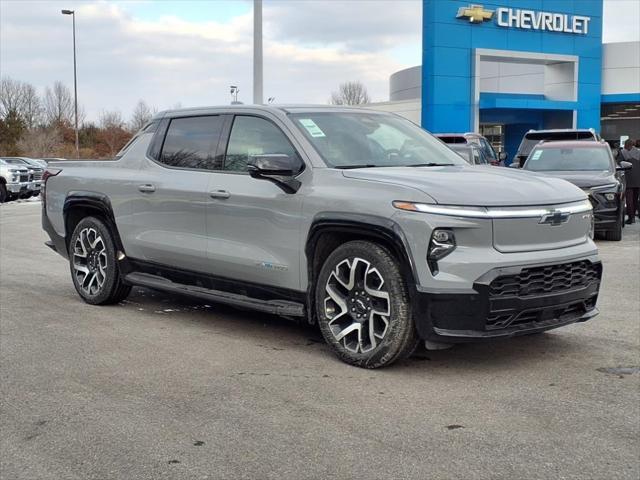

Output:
xmin=422 ymin=0 xmax=603 ymax=133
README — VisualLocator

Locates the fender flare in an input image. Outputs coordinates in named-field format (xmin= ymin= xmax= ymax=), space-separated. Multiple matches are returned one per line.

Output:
xmin=304 ymin=212 xmax=419 ymax=322
xmin=63 ymin=191 xmax=126 ymax=254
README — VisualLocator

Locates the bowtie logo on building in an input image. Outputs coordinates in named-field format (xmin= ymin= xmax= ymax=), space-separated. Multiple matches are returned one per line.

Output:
xmin=456 ymin=4 xmax=494 ymax=23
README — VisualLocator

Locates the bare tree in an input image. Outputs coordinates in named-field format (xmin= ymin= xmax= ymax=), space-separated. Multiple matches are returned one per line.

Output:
xmin=17 ymin=126 xmax=62 ymax=157
xmin=44 ymin=81 xmax=74 ymax=126
xmin=129 ymin=100 xmax=156 ymax=132
xmin=99 ymin=110 xmax=129 ymax=157
xmin=21 ymin=83 xmax=43 ymax=129
xmin=330 ymin=81 xmax=370 ymax=106
xmin=0 ymin=77 xmax=42 ymax=127
xmin=0 ymin=77 xmax=27 ymax=119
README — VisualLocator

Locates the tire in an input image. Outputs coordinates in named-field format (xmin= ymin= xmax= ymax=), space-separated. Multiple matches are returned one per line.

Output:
xmin=0 ymin=184 xmax=7 ymax=203
xmin=315 ymin=240 xmax=419 ymax=368
xmin=604 ymin=207 xmax=623 ymax=241
xmin=69 ymin=216 xmax=131 ymax=305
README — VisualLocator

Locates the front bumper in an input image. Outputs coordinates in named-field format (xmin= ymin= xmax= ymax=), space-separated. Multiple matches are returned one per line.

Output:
xmin=413 ymin=258 xmax=602 ymax=342
xmin=6 ymin=182 xmax=30 ymax=194
xmin=28 ymin=181 xmax=42 ymax=192
xmin=589 ymin=194 xmax=621 ymax=231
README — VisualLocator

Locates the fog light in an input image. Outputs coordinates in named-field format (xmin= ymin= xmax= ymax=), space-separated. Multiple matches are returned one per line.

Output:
xmin=428 ymin=229 xmax=456 ymax=274
xmin=604 ymin=193 xmax=616 ymax=201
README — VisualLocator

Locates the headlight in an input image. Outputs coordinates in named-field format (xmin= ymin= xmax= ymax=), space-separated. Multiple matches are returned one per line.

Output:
xmin=428 ymin=228 xmax=456 ymax=274
xmin=604 ymin=193 xmax=616 ymax=201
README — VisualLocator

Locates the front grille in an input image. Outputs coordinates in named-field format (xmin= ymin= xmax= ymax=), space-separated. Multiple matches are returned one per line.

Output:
xmin=19 ymin=174 xmax=28 ymax=182
xmin=485 ymin=262 xmax=600 ymax=330
xmin=489 ymin=260 xmax=600 ymax=298
xmin=33 ymin=171 xmax=43 ymax=181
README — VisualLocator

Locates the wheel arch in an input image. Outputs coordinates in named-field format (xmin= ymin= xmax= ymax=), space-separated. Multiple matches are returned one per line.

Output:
xmin=63 ymin=191 xmax=126 ymax=254
xmin=304 ymin=213 xmax=418 ymax=324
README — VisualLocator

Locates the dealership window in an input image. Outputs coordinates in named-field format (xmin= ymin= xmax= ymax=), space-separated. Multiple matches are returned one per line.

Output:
xmin=480 ymin=124 xmax=504 ymax=154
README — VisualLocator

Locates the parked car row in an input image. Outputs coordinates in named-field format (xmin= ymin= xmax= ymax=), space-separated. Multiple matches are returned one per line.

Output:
xmin=439 ymin=128 xmax=633 ymax=241
xmin=0 ymin=157 xmax=48 ymax=203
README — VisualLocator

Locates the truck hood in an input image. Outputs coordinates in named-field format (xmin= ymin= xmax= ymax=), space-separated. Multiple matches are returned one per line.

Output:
xmin=529 ymin=170 xmax=616 ymax=189
xmin=342 ymin=165 xmax=586 ymax=206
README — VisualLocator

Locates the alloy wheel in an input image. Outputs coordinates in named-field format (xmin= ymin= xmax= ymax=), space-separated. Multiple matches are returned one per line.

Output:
xmin=323 ymin=257 xmax=391 ymax=353
xmin=72 ymin=227 xmax=108 ymax=296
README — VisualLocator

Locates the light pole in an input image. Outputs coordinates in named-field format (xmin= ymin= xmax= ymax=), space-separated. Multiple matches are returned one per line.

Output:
xmin=61 ymin=9 xmax=79 ymax=159
xmin=230 ymin=85 xmax=239 ymax=104
xmin=253 ymin=0 xmax=263 ymax=105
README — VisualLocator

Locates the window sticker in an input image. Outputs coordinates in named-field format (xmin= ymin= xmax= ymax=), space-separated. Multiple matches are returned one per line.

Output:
xmin=298 ymin=118 xmax=326 ymax=137
xmin=531 ymin=150 xmax=543 ymax=161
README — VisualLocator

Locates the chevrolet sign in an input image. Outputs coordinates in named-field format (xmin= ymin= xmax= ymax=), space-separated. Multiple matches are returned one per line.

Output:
xmin=456 ymin=4 xmax=591 ymax=35
xmin=496 ymin=7 xmax=591 ymax=34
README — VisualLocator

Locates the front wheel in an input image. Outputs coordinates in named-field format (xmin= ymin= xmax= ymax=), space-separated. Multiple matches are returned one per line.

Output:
xmin=0 ymin=184 xmax=7 ymax=203
xmin=604 ymin=206 xmax=624 ymax=241
xmin=315 ymin=240 xmax=418 ymax=368
xmin=69 ymin=216 xmax=131 ymax=305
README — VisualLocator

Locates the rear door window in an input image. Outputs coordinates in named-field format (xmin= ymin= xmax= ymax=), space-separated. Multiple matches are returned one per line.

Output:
xmin=158 ymin=116 xmax=224 ymax=170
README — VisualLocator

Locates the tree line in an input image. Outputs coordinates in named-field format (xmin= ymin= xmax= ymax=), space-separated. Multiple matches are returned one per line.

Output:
xmin=0 ymin=77 xmax=371 ymax=159
xmin=0 ymin=76 xmax=155 ymax=159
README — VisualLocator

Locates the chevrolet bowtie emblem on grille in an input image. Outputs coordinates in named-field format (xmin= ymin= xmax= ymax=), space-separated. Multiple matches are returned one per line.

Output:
xmin=539 ymin=210 xmax=571 ymax=226
xmin=456 ymin=4 xmax=494 ymax=23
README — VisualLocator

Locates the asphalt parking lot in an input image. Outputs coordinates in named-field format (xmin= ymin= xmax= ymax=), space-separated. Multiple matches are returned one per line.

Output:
xmin=1 ymin=200 xmax=638 ymax=480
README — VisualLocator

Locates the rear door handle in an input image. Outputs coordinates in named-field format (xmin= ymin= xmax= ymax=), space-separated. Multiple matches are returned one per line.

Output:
xmin=138 ymin=184 xmax=156 ymax=193
xmin=209 ymin=190 xmax=230 ymax=199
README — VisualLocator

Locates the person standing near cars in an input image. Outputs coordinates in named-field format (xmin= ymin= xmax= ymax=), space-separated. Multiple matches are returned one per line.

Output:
xmin=620 ymin=139 xmax=640 ymax=224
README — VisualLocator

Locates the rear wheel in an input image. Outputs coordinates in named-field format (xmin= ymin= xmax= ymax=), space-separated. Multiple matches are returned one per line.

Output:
xmin=315 ymin=240 xmax=418 ymax=368
xmin=69 ymin=216 xmax=131 ymax=305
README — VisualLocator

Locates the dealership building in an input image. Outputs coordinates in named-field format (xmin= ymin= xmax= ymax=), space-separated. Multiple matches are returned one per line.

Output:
xmin=371 ymin=0 xmax=640 ymax=163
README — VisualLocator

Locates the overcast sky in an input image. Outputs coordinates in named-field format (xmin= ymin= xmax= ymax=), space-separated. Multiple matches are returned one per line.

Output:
xmin=1 ymin=0 xmax=638 ymax=122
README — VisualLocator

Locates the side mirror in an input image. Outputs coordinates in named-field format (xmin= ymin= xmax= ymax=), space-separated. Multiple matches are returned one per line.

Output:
xmin=508 ymin=162 xmax=520 ymax=168
xmin=247 ymin=154 xmax=303 ymax=193
xmin=617 ymin=161 xmax=632 ymax=172
xmin=499 ymin=151 xmax=508 ymax=161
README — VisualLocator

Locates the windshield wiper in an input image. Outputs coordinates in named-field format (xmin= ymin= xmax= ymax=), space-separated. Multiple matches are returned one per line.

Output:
xmin=407 ymin=163 xmax=455 ymax=167
xmin=334 ymin=164 xmax=379 ymax=169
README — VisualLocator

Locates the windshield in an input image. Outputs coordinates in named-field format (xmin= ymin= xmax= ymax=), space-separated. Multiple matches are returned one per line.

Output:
xmin=524 ymin=147 xmax=613 ymax=172
xmin=2 ymin=158 xmax=28 ymax=165
xmin=517 ymin=131 xmax=595 ymax=157
xmin=448 ymin=145 xmax=473 ymax=164
xmin=289 ymin=112 xmax=465 ymax=168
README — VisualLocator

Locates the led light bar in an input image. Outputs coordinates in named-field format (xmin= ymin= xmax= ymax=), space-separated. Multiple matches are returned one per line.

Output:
xmin=393 ymin=200 xmax=592 ymax=219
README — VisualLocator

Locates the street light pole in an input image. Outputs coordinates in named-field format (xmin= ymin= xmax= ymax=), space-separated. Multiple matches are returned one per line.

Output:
xmin=62 ymin=9 xmax=79 ymax=159
xmin=253 ymin=0 xmax=263 ymax=105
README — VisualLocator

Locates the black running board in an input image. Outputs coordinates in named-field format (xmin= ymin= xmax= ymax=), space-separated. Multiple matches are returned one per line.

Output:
xmin=124 ymin=272 xmax=305 ymax=317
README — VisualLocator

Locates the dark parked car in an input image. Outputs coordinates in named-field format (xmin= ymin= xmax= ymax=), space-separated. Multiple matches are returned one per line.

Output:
xmin=519 ymin=140 xmax=631 ymax=241
xmin=513 ymin=128 xmax=600 ymax=167
xmin=435 ymin=132 xmax=506 ymax=165
xmin=447 ymin=143 xmax=490 ymax=165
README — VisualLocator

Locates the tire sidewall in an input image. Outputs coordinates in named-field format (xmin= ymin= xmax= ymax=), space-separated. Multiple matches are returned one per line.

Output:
xmin=315 ymin=241 xmax=414 ymax=368
xmin=69 ymin=217 xmax=120 ymax=305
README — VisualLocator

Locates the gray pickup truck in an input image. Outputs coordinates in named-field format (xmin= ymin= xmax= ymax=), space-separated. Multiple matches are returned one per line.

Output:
xmin=42 ymin=105 xmax=602 ymax=368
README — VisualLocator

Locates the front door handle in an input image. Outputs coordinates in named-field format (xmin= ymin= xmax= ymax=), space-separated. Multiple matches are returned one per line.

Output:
xmin=138 ymin=184 xmax=156 ymax=193
xmin=209 ymin=190 xmax=230 ymax=199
